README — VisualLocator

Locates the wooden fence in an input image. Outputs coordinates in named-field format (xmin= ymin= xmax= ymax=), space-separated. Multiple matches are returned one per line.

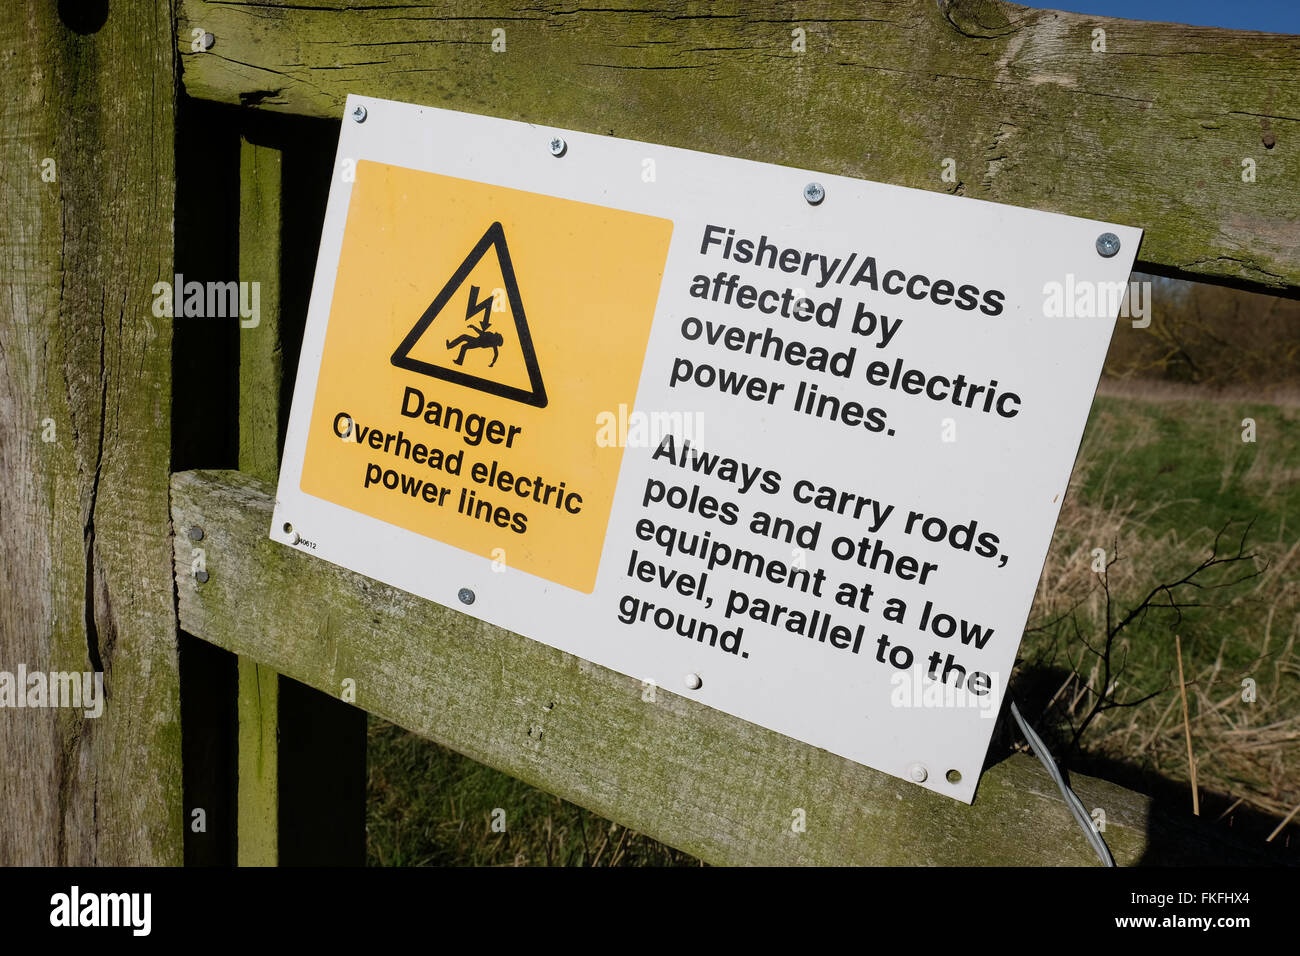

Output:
xmin=2 ymin=0 xmax=1296 ymax=866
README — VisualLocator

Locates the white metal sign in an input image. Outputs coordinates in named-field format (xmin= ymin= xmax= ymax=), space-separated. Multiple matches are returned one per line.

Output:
xmin=273 ymin=94 xmax=1141 ymax=802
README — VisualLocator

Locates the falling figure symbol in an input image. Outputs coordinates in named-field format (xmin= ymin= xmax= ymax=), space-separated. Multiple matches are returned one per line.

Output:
xmin=391 ymin=221 xmax=546 ymax=407
xmin=446 ymin=284 xmax=505 ymax=367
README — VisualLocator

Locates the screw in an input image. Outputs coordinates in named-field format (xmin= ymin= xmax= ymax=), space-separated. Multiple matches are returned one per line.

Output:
xmin=803 ymin=182 xmax=825 ymax=205
xmin=200 ymin=32 xmax=215 ymax=51
xmin=683 ymin=673 xmax=702 ymax=690
xmin=908 ymin=763 xmax=928 ymax=783
xmin=195 ymin=570 xmax=210 ymax=584
xmin=458 ymin=587 xmax=476 ymax=606
xmin=1095 ymin=232 xmax=1121 ymax=258
xmin=351 ymin=104 xmax=368 ymax=124
xmin=548 ymin=136 xmax=567 ymax=158
xmin=187 ymin=526 xmax=204 ymax=542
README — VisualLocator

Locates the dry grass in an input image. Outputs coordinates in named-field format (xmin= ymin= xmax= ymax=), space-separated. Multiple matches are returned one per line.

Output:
xmin=1113 ymin=549 xmax=1300 ymax=820
xmin=1022 ymin=399 xmax=1300 ymax=825
xmin=1097 ymin=379 xmax=1300 ymax=408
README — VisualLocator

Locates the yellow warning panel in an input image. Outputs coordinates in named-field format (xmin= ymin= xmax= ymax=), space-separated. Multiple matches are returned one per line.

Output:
xmin=301 ymin=161 xmax=674 ymax=593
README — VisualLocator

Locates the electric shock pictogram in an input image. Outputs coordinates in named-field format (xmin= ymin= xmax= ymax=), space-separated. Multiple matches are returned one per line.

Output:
xmin=391 ymin=221 xmax=548 ymax=408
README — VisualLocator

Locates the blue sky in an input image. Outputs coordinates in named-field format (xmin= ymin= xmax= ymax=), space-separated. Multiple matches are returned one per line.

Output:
xmin=1020 ymin=0 xmax=1300 ymax=34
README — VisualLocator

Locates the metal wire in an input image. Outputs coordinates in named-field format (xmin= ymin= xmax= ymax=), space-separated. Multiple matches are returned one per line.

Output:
xmin=1009 ymin=699 xmax=1116 ymax=867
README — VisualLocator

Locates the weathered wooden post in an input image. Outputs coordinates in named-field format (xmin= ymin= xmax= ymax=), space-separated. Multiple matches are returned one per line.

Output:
xmin=0 ymin=0 xmax=182 ymax=865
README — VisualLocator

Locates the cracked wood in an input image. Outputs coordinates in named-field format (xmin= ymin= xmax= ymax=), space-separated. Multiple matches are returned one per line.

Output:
xmin=170 ymin=469 xmax=1279 ymax=865
xmin=175 ymin=0 xmax=1300 ymax=293
xmin=0 ymin=0 xmax=182 ymax=865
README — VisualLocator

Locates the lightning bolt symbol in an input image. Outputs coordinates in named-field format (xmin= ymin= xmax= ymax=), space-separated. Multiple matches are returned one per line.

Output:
xmin=466 ymin=285 xmax=493 ymax=328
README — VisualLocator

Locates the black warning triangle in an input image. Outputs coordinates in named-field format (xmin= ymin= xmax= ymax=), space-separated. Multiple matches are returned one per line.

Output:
xmin=391 ymin=222 xmax=547 ymax=408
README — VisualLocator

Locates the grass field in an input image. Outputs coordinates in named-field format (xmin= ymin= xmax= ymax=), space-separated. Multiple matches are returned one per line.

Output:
xmin=1023 ymin=387 xmax=1299 ymax=823
xmin=366 ymin=389 xmax=1299 ymax=865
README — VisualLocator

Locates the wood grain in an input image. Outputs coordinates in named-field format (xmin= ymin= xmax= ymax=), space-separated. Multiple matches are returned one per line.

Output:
xmin=171 ymin=469 xmax=1277 ymax=865
xmin=0 ymin=0 xmax=182 ymax=865
xmin=175 ymin=0 xmax=1300 ymax=293
xmin=234 ymin=135 xmax=368 ymax=865
xmin=237 ymin=136 xmax=284 ymax=867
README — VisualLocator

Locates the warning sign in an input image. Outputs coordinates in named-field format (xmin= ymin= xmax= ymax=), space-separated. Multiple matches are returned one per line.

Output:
xmin=275 ymin=96 xmax=1141 ymax=803
xmin=297 ymin=159 xmax=672 ymax=593
xmin=391 ymin=221 xmax=548 ymax=408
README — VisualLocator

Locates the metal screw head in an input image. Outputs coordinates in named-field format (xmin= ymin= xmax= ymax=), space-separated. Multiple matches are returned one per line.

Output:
xmin=457 ymin=587 xmax=476 ymax=606
xmin=351 ymin=104 xmax=368 ymax=124
xmin=683 ymin=673 xmax=702 ymax=690
xmin=201 ymin=32 xmax=215 ymax=51
xmin=908 ymin=762 xmax=928 ymax=783
xmin=195 ymin=570 xmax=210 ymax=584
xmin=548 ymin=136 xmax=567 ymax=157
xmin=187 ymin=526 xmax=204 ymax=542
xmin=1095 ymin=232 xmax=1121 ymax=258
xmin=803 ymin=182 xmax=825 ymax=205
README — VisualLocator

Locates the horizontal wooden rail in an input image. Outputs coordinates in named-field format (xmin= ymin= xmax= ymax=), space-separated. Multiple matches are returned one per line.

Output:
xmin=171 ymin=469 xmax=1272 ymax=865
xmin=175 ymin=0 xmax=1300 ymax=294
